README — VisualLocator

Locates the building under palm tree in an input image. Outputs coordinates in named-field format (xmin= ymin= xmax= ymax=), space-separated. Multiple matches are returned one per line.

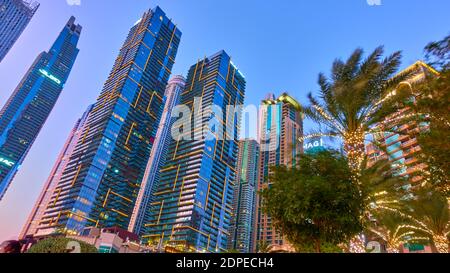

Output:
xmin=366 ymin=61 xmax=440 ymax=187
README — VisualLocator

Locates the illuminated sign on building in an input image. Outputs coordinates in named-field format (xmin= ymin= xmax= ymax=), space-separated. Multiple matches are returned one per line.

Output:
xmin=0 ymin=157 xmax=15 ymax=167
xmin=304 ymin=139 xmax=324 ymax=150
xmin=39 ymin=69 xmax=62 ymax=85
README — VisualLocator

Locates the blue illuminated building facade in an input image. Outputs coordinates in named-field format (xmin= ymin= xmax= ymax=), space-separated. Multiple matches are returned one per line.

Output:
xmin=230 ymin=139 xmax=259 ymax=253
xmin=27 ymin=7 xmax=181 ymax=237
xmin=144 ymin=51 xmax=246 ymax=253
xmin=129 ymin=75 xmax=185 ymax=236
xmin=20 ymin=105 xmax=93 ymax=238
xmin=0 ymin=16 xmax=81 ymax=200
xmin=0 ymin=0 xmax=39 ymax=62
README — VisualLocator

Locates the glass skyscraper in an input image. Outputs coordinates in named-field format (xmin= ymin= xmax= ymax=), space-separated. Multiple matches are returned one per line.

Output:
xmin=255 ymin=93 xmax=303 ymax=252
xmin=20 ymin=105 xmax=93 ymax=238
xmin=26 ymin=6 xmax=181 ymax=237
xmin=144 ymin=50 xmax=246 ymax=253
xmin=0 ymin=0 xmax=39 ymax=63
xmin=229 ymin=139 xmax=259 ymax=253
xmin=129 ymin=75 xmax=185 ymax=236
xmin=0 ymin=16 xmax=81 ymax=201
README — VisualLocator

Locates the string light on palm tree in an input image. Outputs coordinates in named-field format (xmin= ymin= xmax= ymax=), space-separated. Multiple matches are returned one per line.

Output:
xmin=301 ymin=47 xmax=416 ymax=179
xmin=368 ymin=222 xmax=429 ymax=253
xmin=348 ymin=234 xmax=366 ymax=253
xmin=376 ymin=202 xmax=450 ymax=253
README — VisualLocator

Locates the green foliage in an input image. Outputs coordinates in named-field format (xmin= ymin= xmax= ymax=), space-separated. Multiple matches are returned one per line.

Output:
xmin=304 ymin=46 xmax=413 ymax=144
xmin=27 ymin=237 xmax=98 ymax=253
xmin=256 ymin=241 xmax=272 ymax=253
xmin=424 ymin=35 xmax=450 ymax=71
xmin=295 ymin=242 xmax=343 ymax=253
xmin=403 ymin=190 xmax=449 ymax=237
xmin=260 ymin=151 xmax=365 ymax=253
xmin=368 ymin=211 xmax=430 ymax=253
xmin=360 ymin=159 xmax=410 ymax=214
xmin=400 ymin=190 xmax=450 ymax=253
xmin=409 ymin=36 xmax=450 ymax=195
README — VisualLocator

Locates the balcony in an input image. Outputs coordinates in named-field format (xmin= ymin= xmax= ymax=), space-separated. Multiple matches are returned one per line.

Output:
xmin=404 ymin=157 xmax=418 ymax=165
xmin=402 ymin=139 xmax=418 ymax=149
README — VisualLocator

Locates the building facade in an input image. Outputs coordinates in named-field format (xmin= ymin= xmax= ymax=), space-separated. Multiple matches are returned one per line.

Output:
xmin=0 ymin=16 xmax=81 ymax=200
xmin=20 ymin=105 xmax=93 ymax=238
xmin=26 ymin=6 xmax=181 ymax=237
xmin=129 ymin=75 xmax=185 ymax=236
xmin=255 ymin=93 xmax=303 ymax=252
xmin=0 ymin=0 xmax=39 ymax=62
xmin=229 ymin=139 xmax=259 ymax=253
xmin=366 ymin=61 xmax=440 ymax=186
xmin=144 ymin=50 xmax=246 ymax=253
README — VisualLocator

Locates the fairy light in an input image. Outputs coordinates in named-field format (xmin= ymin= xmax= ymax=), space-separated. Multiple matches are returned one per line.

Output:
xmin=312 ymin=104 xmax=333 ymax=121
xmin=375 ymin=205 xmax=450 ymax=253
xmin=362 ymin=89 xmax=400 ymax=124
xmin=374 ymin=200 xmax=399 ymax=206
xmin=348 ymin=234 xmax=366 ymax=253
xmin=368 ymin=228 xmax=406 ymax=253
xmin=310 ymin=102 xmax=345 ymax=133
xmin=433 ymin=235 xmax=449 ymax=253
xmin=298 ymin=133 xmax=338 ymax=143
xmin=367 ymin=223 xmax=434 ymax=254
xmin=343 ymin=128 xmax=366 ymax=176
xmin=380 ymin=112 xmax=418 ymax=126
xmin=373 ymin=191 xmax=388 ymax=197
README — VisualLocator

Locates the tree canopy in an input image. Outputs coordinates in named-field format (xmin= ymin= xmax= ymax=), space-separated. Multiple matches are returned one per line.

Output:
xmin=27 ymin=237 xmax=98 ymax=254
xmin=261 ymin=151 xmax=365 ymax=253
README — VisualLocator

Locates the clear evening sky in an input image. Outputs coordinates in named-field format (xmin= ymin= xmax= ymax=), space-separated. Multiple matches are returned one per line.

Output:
xmin=0 ymin=0 xmax=449 ymax=242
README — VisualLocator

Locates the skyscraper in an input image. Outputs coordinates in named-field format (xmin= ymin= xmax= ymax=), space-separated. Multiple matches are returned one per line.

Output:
xmin=255 ymin=93 xmax=303 ymax=252
xmin=26 ymin=6 xmax=181 ymax=237
xmin=229 ymin=139 xmax=259 ymax=253
xmin=0 ymin=0 xmax=39 ymax=63
xmin=144 ymin=50 xmax=246 ymax=253
xmin=366 ymin=61 xmax=440 ymax=186
xmin=20 ymin=105 xmax=93 ymax=238
xmin=0 ymin=16 xmax=81 ymax=201
xmin=129 ymin=75 xmax=185 ymax=236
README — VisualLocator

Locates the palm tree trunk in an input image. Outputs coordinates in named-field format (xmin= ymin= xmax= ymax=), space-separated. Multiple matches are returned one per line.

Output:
xmin=343 ymin=130 xmax=366 ymax=178
xmin=315 ymin=240 xmax=321 ymax=253
xmin=433 ymin=235 xmax=449 ymax=253
xmin=349 ymin=235 xmax=366 ymax=253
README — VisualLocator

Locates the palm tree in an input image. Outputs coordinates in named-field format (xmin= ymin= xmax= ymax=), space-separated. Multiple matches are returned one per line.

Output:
xmin=399 ymin=191 xmax=450 ymax=253
xmin=360 ymin=159 xmax=410 ymax=214
xmin=368 ymin=212 xmax=429 ymax=253
xmin=339 ymin=158 xmax=410 ymax=253
xmin=303 ymin=47 xmax=413 ymax=176
xmin=257 ymin=241 xmax=272 ymax=253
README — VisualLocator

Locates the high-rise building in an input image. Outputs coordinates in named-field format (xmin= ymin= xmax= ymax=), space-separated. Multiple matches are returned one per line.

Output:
xmin=129 ymin=75 xmax=185 ymax=236
xmin=0 ymin=17 xmax=81 ymax=201
xmin=229 ymin=139 xmax=259 ymax=253
xmin=143 ymin=50 xmax=246 ymax=253
xmin=0 ymin=0 xmax=39 ymax=63
xmin=20 ymin=105 xmax=93 ymax=238
xmin=366 ymin=61 xmax=440 ymax=186
xmin=255 ymin=93 xmax=303 ymax=252
xmin=26 ymin=6 xmax=181 ymax=237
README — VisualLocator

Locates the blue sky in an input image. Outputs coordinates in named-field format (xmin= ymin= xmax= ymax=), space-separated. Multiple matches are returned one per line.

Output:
xmin=0 ymin=0 xmax=449 ymax=241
